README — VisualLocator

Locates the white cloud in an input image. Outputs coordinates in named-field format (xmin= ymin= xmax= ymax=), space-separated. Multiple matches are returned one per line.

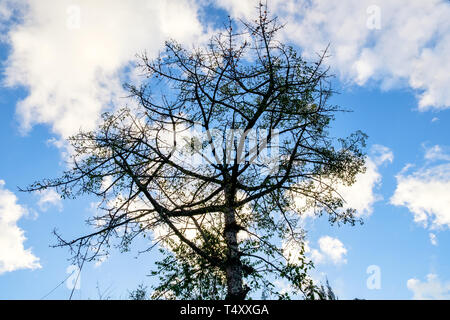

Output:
xmin=2 ymin=0 xmax=206 ymax=138
xmin=335 ymin=158 xmax=382 ymax=217
xmin=282 ymin=240 xmax=306 ymax=265
xmin=424 ymin=145 xmax=450 ymax=162
xmin=391 ymin=163 xmax=450 ymax=229
xmin=36 ymin=189 xmax=63 ymax=212
xmin=0 ymin=0 xmax=13 ymax=20
xmin=407 ymin=274 xmax=450 ymax=300
xmin=392 ymin=145 xmax=450 ymax=230
xmin=311 ymin=236 xmax=348 ymax=265
xmin=0 ymin=180 xmax=41 ymax=275
xmin=335 ymin=145 xmax=393 ymax=217
xmin=371 ymin=144 xmax=394 ymax=165
xmin=4 ymin=0 xmax=450 ymax=142
xmin=0 ymin=0 xmax=25 ymax=24
xmin=429 ymin=233 xmax=438 ymax=246
xmin=292 ymin=145 xmax=392 ymax=219
xmin=273 ymin=279 xmax=295 ymax=296
xmin=3 ymin=0 xmax=449 ymax=143
xmin=216 ymin=0 xmax=450 ymax=111
xmin=284 ymin=236 xmax=347 ymax=266
xmin=215 ymin=0 xmax=258 ymax=19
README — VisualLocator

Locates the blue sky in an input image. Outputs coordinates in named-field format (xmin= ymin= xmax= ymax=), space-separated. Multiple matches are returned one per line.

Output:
xmin=1 ymin=0 xmax=450 ymax=300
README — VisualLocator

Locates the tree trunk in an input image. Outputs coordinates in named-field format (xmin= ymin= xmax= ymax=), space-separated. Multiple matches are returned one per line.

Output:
xmin=224 ymin=186 xmax=245 ymax=300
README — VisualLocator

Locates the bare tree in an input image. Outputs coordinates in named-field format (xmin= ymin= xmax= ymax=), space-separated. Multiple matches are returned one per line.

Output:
xmin=24 ymin=3 xmax=366 ymax=300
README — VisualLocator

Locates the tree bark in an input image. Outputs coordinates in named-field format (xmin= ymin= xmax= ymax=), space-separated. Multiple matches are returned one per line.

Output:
xmin=224 ymin=185 xmax=245 ymax=300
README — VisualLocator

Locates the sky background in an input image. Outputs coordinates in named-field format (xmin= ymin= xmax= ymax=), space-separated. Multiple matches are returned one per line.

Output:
xmin=1 ymin=0 xmax=450 ymax=300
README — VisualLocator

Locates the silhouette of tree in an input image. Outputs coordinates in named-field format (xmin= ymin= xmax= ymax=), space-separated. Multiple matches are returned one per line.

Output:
xmin=316 ymin=278 xmax=338 ymax=300
xmin=24 ymin=3 xmax=366 ymax=300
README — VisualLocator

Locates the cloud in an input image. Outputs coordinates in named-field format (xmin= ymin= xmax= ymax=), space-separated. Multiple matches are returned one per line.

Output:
xmin=424 ymin=145 xmax=450 ymax=162
xmin=392 ymin=144 xmax=450 ymax=231
xmin=0 ymin=0 xmax=13 ymax=20
xmin=215 ymin=0 xmax=260 ymax=19
xmin=391 ymin=163 xmax=450 ymax=229
xmin=391 ymin=144 xmax=450 ymax=229
xmin=310 ymin=236 xmax=348 ymax=265
xmin=2 ymin=0 xmax=206 ymax=138
xmin=3 ymin=0 xmax=449 ymax=143
xmin=332 ymin=160 xmax=382 ymax=217
xmin=0 ymin=0 xmax=25 ymax=23
xmin=282 ymin=240 xmax=306 ymax=265
xmin=272 ymin=281 xmax=294 ymax=298
xmin=284 ymin=236 xmax=347 ymax=266
xmin=429 ymin=233 xmax=438 ymax=246
xmin=335 ymin=145 xmax=393 ymax=217
xmin=371 ymin=144 xmax=394 ymax=165
xmin=291 ymin=145 xmax=392 ymax=219
xmin=0 ymin=180 xmax=41 ymax=275
xmin=407 ymin=274 xmax=450 ymax=300
xmin=36 ymin=189 xmax=63 ymax=212
xmin=216 ymin=0 xmax=450 ymax=111
xmin=4 ymin=1 xmax=450 ymax=142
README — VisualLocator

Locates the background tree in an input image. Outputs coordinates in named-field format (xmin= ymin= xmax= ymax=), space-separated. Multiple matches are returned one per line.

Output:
xmin=316 ymin=278 xmax=338 ymax=300
xmin=129 ymin=284 xmax=148 ymax=301
xmin=24 ymin=3 xmax=366 ymax=300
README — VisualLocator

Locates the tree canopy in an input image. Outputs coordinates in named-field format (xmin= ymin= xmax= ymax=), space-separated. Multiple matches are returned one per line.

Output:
xmin=25 ymin=4 xmax=366 ymax=300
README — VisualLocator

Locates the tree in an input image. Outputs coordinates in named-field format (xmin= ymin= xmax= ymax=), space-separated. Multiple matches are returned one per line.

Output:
xmin=24 ymin=3 xmax=366 ymax=300
xmin=316 ymin=278 xmax=338 ymax=300
xmin=129 ymin=284 xmax=148 ymax=301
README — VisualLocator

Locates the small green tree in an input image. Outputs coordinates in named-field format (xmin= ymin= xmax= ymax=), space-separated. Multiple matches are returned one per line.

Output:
xmin=24 ymin=3 xmax=366 ymax=300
